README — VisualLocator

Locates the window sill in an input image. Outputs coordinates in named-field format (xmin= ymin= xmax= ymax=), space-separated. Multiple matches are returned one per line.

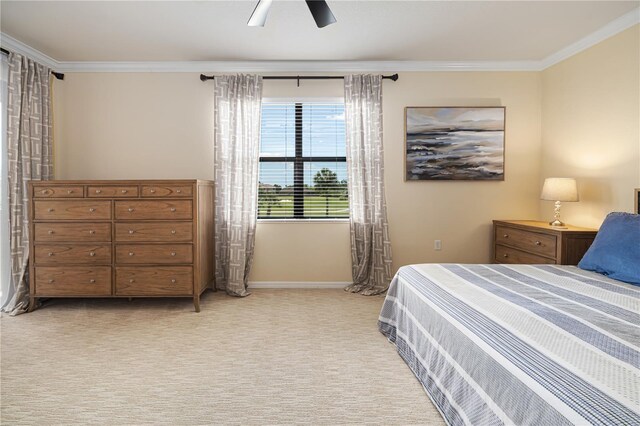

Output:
xmin=257 ymin=218 xmax=350 ymax=224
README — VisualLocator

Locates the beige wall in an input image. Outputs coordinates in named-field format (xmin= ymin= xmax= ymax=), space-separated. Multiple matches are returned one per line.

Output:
xmin=53 ymin=70 xmax=542 ymax=282
xmin=53 ymin=73 xmax=215 ymax=181
xmin=49 ymin=26 xmax=640 ymax=282
xmin=540 ymin=25 xmax=640 ymax=228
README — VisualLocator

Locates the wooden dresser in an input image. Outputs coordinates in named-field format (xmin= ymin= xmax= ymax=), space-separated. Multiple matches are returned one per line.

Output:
xmin=28 ymin=180 xmax=214 ymax=312
xmin=493 ymin=220 xmax=597 ymax=265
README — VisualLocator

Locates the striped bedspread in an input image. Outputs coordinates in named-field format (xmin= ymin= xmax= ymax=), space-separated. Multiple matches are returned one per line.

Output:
xmin=378 ymin=264 xmax=640 ymax=426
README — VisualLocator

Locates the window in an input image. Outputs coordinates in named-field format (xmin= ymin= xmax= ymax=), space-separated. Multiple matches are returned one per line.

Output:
xmin=258 ymin=101 xmax=348 ymax=219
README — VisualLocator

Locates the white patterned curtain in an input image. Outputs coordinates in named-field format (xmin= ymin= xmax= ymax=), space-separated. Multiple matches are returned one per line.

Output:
xmin=213 ymin=74 xmax=263 ymax=297
xmin=1 ymin=53 xmax=53 ymax=315
xmin=344 ymin=74 xmax=393 ymax=295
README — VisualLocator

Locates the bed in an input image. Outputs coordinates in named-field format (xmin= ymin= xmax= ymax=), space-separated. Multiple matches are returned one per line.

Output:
xmin=379 ymin=263 xmax=640 ymax=425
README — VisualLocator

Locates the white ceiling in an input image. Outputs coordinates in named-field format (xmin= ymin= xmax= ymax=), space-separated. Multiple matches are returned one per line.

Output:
xmin=0 ymin=1 xmax=638 ymax=63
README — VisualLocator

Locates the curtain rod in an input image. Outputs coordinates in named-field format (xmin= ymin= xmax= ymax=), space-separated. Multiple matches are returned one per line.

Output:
xmin=199 ymin=73 xmax=399 ymax=85
xmin=0 ymin=47 xmax=65 ymax=80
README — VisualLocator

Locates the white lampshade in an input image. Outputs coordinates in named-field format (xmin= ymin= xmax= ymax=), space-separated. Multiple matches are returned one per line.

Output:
xmin=540 ymin=178 xmax=579 ymax=202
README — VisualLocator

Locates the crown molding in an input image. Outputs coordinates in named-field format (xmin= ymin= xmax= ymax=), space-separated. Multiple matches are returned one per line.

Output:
xmin=1 ymin=7 xmax=638 ymax=74
xmin=540 ymin=7 xmax=639 ymax=69
xmin=0 ymin=32 xmax=58 ymax=69
xmin=53 ymin=60 xmax=541 ymax=73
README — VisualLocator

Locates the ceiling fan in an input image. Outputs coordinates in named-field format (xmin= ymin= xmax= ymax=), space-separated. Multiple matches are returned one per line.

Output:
xmin=248 ymin=0 xmax=337 ymax=28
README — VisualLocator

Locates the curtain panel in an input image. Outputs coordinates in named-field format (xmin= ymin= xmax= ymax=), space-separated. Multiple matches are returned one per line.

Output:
xmin=344 ymin=74 xmax=393 ymax=296
xmin=213 ymin=74 xmax=263 ymax=297
xmin=1 ymin=53 xmax=53 ymax=315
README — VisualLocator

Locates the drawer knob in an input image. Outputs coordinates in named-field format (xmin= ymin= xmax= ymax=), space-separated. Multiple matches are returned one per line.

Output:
xmin=171 ymin=279 xmax=176 ymax=283
xmin=129 ymin=279 xmax=135 ymax=283
xmin=48 ymin=279 xmax=54 ymax=283
xmin=47 ymin=208 xmax=54 ymax=212
xmin=129 ymin=252 xmax=135 ymax=256
xmin=67 ymin=190 xmax=73 ymax=194
xmin=150 ymin=189 xmax=156 ymax=193
xmin=96 ymin=189 xmax=102 ymax=194
xmin=170 ymin=208 xmax=176 ymax=212
xmin=171 ymin=252 xmax=176 ymax=256
xmin=171 ymin=230 xmax=176 ymax=235
xmin=48 ymin=252 xmax=54 ymax=256
xmin=503 ymin=254 xmax=509 ymax=258
xmin=48 ymin=230 xmax=54 ymax=234
xmin=128 ymin=208 xmax=135 ymax=212
xmin=89 ymin=230 xmax=96 ymax=235
xmin=503 ymin=234 xmax=508 ymax=238
xmin=41 ymin=190 xmax=47 ymax=194
xmin=121 ymin=189 xmax=128 ymax=194
xmin=89 ymin=252 xmax=96 ymax=257
xmin=535 ymin=241 xmax=541 ymax=246
xmin=89 ymin=208 xmax=96 ymax=212
xmin=176 ymin=189 xmax=182 ymax=193
xmin=89 ymin=279 xmax=96 ymax=284
xmin=128 ymin=230 xmax=135 ymax=234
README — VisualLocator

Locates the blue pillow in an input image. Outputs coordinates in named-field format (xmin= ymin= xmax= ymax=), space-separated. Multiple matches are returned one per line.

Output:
xmin=578 ymin=212 xmax=640 ymax=285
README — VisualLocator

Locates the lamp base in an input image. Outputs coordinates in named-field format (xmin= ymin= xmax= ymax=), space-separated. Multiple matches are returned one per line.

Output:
xmin=549 ymin=219 xmax=566 ymax=228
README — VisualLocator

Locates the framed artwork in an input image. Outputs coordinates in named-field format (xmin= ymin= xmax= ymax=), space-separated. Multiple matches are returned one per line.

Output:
xmin=405 ymin=106 xmax=506 ymax=181
xmin=635 ymin=188 xmax=639 ymax=214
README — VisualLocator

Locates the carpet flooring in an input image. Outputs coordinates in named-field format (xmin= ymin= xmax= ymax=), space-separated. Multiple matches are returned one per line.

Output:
xmin=1 ymin=289 xmax=444 ymax=425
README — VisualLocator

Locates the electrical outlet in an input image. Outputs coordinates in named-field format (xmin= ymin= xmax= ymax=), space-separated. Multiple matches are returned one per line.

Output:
xmin=434 ymin=240 xmax=442 ymax=251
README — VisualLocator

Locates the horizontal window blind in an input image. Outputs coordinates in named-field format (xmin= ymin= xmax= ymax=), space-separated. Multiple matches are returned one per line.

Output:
xmin=258 ymin=102 xmax=348 ymax=219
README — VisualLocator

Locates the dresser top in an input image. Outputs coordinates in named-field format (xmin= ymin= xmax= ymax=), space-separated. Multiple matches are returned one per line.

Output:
xmin=30 ymin=179 xmax=213 ymax=185
xmin=493 ymin=220 xmax=598 ymax=233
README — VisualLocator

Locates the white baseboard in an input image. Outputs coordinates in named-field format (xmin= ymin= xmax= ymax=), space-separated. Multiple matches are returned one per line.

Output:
xmin=248 ymin=281 xmax=351 ymax=289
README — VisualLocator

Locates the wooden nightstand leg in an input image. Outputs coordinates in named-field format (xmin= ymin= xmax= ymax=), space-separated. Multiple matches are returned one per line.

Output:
xmin=28 ymin=296 xmax=36 ymax=312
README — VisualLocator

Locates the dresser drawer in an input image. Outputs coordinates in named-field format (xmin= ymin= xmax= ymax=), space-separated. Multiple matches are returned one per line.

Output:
xmin=495 ymin=245 xmax=556 ymax=265
xmin=141 ymin=185 xmax=192 ymax=198
xmin=495 ymin=225 xmax=557 ymax=258
xmin=87 ymin=185 xmax=138 ymax=198
xmin=115 ymin=244 xmax=193 ymax=264
xmin=116 ymin=267 xmax=193 ymax=295
xmin=33 ymin=185 xmax=84 ymax=198
xmin=115 ymin=222 xmax=193 ymax=242
xmin=114 ymin=200 xmax=192 ymax=220
xmin=34 ymin=200 xmax=112 ymax=220
xmin=35 ymin=267 xmax=111 ymax=296
xmin=34 ymin=223 xmax=112 ymax=242
xmin=35 ymin=244 xmax=112 ymax=264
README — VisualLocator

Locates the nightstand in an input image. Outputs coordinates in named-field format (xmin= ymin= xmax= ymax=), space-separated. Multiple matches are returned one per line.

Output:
xmin=493 ymin=220 xmax=598 ymax=265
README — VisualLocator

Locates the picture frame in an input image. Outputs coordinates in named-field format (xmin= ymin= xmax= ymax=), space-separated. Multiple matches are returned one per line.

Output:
xmin=635 ymin=188 xmax=639 ymax=214
xmin=405 ymin=106 xmax=506 ymax=181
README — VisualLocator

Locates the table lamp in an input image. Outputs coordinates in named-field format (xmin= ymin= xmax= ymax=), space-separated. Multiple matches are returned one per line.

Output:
xmin=541 ymin=178 xmax=578 ymax=227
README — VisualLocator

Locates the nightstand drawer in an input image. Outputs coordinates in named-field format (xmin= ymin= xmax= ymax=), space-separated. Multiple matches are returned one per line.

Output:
xmin=495 ymin=245 xmax=556 ymax=265
xmin=495 ymin=225 xmax=557 ymax=258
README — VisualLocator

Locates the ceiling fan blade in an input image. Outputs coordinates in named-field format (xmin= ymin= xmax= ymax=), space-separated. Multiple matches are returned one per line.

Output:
xmin=305 ymin=0 xmax=337 ymax=28
xmin=248 ymin=0 xmax=273 ymax=27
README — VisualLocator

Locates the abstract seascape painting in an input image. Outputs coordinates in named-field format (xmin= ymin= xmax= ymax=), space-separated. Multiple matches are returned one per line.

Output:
xmin=405 ymin=107 xmax=505 ymax=180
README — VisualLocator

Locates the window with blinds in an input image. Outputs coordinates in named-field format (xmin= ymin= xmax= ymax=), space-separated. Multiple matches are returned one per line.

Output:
xmin=258 ymin=101 xmax=348 ymax=219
